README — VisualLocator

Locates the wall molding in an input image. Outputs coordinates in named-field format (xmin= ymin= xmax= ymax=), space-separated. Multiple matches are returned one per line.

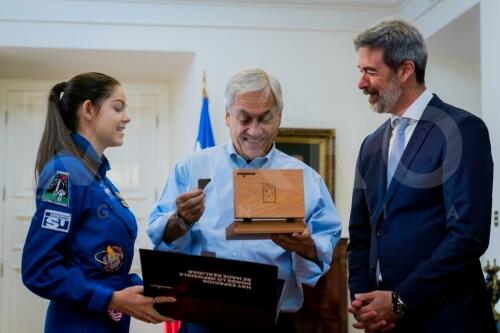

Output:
xmin=1 ymin=0 xmax=395 ymax=33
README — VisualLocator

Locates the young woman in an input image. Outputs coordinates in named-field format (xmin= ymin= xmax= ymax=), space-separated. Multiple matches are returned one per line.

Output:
xmin=22 ymin=72 xmax=175 ymax=332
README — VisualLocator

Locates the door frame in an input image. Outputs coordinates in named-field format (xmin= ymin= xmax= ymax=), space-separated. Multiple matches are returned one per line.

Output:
xmin=0 ymin=79 xmax=56 ymax=332
xmin=0 ymin=80 xmax=7 ymax=325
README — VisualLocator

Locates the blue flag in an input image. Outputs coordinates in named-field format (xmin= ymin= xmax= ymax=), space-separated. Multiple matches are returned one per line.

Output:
xmin=195 ymin=75 xmax=215 ymax=150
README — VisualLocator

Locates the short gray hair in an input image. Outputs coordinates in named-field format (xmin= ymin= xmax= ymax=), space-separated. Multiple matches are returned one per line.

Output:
xmin=225 ymin=67 xmax=283 ymax=113
xmin=354 ymin=19 xmax=428 ymax=84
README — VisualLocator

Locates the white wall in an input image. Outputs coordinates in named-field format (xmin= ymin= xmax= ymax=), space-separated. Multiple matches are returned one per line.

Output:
xmin=426 ymin=56 xmax=481 ymax=116
xmin=480 ymin=0 xmax=500 ymax=262
xmin=400 ymin=0 xmax=479 ymax=39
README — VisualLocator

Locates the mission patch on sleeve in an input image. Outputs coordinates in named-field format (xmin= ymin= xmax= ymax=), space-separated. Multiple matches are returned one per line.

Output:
xmin=41 ymin=171 xmax=70 ymax=207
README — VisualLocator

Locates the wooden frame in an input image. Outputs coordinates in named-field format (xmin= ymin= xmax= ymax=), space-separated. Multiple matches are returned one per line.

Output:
xmin=275 ymin=128 xmax=335 ymax=198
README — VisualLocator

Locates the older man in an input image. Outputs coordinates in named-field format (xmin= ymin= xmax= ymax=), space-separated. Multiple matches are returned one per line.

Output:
xmin=147 ymin=67 xmax=341 ymax=333
xmin=348 ymin=19 xmax=496 ymax=333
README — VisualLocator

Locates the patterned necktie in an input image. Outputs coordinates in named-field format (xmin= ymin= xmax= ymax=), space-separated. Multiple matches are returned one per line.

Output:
xmin=387 ymin=117 xmax=410 ymax=188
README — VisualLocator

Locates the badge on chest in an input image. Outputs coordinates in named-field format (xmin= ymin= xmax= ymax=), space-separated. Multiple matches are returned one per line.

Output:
xmin=94 ymin=245 xmax=124 ymax=272
xmin=102 ymin=184 xmax=129 ymax=208
xmin=115 ymin=192 xmax=129 ymax=208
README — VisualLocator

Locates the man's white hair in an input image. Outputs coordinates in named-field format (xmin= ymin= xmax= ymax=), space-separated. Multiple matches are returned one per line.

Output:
xmin=225 ymin=66 xmax=283 ymax=113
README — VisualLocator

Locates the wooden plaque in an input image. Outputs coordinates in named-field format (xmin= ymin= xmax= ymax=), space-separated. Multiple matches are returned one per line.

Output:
xmin=227 ymin=169 xmax=305 ymax=239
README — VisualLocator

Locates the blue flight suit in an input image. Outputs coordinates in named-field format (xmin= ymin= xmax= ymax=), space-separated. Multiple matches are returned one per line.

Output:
xmin=22 ymin=133 xmax=141 ymax=333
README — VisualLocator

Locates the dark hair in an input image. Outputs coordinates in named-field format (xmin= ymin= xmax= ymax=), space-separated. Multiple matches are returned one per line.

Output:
xmin=35 ymin=72 xmax=120 ymax=179
xmin=354 ymin=19 xmax=428 ymax=84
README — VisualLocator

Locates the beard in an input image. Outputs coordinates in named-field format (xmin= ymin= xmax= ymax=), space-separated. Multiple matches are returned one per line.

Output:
xmin=366 ymin=75 xmax=402 ymax=114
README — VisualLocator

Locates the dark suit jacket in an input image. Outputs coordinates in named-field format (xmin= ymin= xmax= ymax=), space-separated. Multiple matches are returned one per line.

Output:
xmin=347 ymin=95 xmax=496 ymax=333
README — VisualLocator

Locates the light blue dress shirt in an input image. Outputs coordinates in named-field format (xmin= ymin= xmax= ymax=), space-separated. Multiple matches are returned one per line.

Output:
xmin=147 ymin=143 xmax=342 ymax=312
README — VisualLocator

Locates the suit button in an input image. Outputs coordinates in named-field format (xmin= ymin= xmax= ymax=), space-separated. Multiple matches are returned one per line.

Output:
xmin=376 ymin=230 xmax=384 ymax=237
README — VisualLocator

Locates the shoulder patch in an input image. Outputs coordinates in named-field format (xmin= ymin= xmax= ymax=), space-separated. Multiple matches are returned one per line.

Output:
xmin=42 ymin=171 xmax=70 ymax=207
xmin=41 ymin=209 xmax=72 ymax=233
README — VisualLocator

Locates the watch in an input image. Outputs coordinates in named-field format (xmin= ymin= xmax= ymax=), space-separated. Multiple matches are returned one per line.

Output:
xmin=392 ymin=291 xmax=408 ymax=318
xmin=176 ymin=213 xmax=193 ymax=231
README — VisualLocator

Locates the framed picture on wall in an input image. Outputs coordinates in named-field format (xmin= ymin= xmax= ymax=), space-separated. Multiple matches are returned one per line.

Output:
xmin=275 ymin=128 xmax=335 ymax=198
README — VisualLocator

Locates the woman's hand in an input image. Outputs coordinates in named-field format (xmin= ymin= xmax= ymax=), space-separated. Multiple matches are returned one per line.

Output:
xmin=108 ymin=285 xmax=176 ymax=324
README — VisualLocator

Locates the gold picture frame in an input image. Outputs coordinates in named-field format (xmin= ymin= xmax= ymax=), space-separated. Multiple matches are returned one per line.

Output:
xmin=275 ymin=128 xmax=335 ymax=198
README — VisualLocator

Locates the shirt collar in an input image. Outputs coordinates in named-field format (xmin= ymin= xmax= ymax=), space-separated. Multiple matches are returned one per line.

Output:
xmin=71 ymin=133 xmax=110 ymax=178
xmin=226 ymin=142 xmax=276 ymax=168
xmin=390 ymin=88 xmax=433 ymax=128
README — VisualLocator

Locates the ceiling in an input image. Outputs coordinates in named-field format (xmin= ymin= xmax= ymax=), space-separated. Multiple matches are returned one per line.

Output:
xmin=426 ymin=3 xmax=480 ymax=64
xmin=0 ymin=48 xmax=193 ymax=83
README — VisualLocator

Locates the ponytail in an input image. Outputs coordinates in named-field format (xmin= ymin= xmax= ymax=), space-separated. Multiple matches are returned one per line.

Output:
xmin=35 ymin=72 xmax=120 ymax=181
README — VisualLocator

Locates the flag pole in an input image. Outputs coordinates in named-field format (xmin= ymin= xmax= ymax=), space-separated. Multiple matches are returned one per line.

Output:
xmin=202 ymin=71 xmax=207 ymax=98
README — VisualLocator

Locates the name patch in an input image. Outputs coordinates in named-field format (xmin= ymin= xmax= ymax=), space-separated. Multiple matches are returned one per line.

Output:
xmin=41 ymin=209 xmax=72 ymax=233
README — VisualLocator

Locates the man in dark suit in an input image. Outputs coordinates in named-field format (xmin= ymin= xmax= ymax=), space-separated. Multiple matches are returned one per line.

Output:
xmin=347 ymin=19 xmax=496 ymax=333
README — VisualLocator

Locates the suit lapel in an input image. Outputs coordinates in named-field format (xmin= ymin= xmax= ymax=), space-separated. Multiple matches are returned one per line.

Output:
xmin=380 ymin=120 xmax=391 ymax=177
xmin=369 ymin=120 xmax=392 ymax=225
